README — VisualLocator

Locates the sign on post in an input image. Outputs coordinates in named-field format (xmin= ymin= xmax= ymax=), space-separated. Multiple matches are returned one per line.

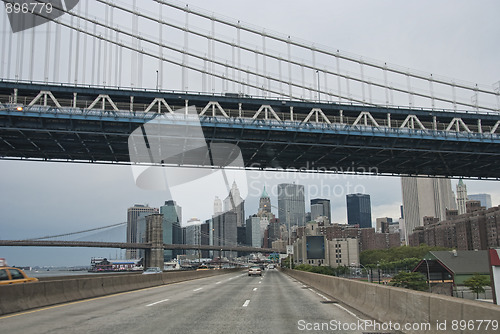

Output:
xmin=286 ymin=245 xmax=294 ymax=255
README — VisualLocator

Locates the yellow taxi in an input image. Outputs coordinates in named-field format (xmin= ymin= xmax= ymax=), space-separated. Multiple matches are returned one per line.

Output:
xmin=0 ymin=267 xmax=39 ymax=285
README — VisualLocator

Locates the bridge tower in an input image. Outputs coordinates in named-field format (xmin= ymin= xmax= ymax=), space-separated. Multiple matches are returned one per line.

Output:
xmin=144 ymin=214 xmax=164 ymax=269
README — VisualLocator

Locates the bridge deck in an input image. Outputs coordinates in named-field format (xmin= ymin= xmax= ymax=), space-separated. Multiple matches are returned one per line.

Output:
xmin=1 ymin=81 xmax=500 ymax=178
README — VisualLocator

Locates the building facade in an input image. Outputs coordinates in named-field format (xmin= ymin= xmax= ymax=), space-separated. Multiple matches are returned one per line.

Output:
xmin=223 ymin=181 xmax=245 ymax=227
xmin=346 ymin=194 xmax=372 ymax=228
xmin=456 ymin=179 xmax=468 ymax=215
xmin=126 ymin=204 xmax=158 ymax=258
xmin=246 ymin=215 xmax=261 ymax=248
xmin=310 ymin=198 xmax=331 ymax=223
xmin=408 ymin=205 xmax=500 ymax=251
xmin=468 ymin=193 xmax=492 ymax=209
xmin=212 ymin=211 xmax=238 ymax=258
xmin=401 ymin=177 xmax=456 ymax=243
xmin=160 ymin=200 xmax=183 ymax=261
xmin=277 ymin=183 xmax=306 ymax=227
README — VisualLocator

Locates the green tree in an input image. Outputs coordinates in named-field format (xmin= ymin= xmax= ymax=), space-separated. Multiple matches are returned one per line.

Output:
xmin=390 ymin=271 xmax=428 ymax=291
xmin=464 ymin=274 xmax=491 ymax=299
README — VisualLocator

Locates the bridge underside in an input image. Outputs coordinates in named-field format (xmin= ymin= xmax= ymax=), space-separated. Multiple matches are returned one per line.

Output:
xmin=1 ymin=81 xmax=500 ymax=179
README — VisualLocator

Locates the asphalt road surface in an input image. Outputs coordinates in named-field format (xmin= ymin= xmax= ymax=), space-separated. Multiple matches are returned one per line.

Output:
xmin=0 ymin=269 xmax=371 ymax=334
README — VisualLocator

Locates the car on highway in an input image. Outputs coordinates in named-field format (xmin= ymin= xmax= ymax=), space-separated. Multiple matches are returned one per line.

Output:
xmin=0 ymin=266 xmax=39 ymax=285
xmin=248 ymin=266 xmax=262 ymax=276
xmin=142 ymin=267 xmax=162 ymax=275
xmin=268 ymin=264 xmax=275 ymax=269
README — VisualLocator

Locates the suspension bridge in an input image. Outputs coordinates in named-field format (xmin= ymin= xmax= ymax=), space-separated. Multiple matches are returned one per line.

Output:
xmin=1 ymin=0 xmax=500 ymax=255
xmin=0 ymin=1 xmax=499 ymax=180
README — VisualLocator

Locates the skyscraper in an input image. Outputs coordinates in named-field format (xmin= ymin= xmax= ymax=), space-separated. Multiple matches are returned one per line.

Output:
xmin=213 ymin=196 xmax=223 ymax=215
xmin=468 ymin=194 xmax=492 ymax=209
xmin=212 ymin=211 xmax=238 ymax=258
xmin=456 ymin=179 xmax=468 ymax=215
xmin=401 ymin=177 xmax=456 ymax=243
xmin=346 ymin=194 xmax=372 ymax=228
xmin=126 ymin=204 xmax=157 ymax=258
xmin=223 ymin=181 xmax=245 ymax=227
xmin=310 ymin=198 xmax=331 ymax=223
xmin=258 ymin=186 xmax=271 ymax=215
xmin=246 ymin=215 xmax=261 ymax=248
xmin=258 ymin=186 xmax=275 ymax=245
xmin=160 ymin=200 xmax=183 ymax=261
xmin=277 ymin=183 xmax=306 ymax=227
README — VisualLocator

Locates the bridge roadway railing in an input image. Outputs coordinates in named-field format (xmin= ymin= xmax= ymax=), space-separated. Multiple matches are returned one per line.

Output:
xmin=283 ymin=268 xmax=500 ymax=334
xmin=2 ymin=80 xmax=500 ymax=135
xmin=0 ymin=268 xmax=241 ymax=316
xmin=2 ymin=103 xmax=499 ymax=143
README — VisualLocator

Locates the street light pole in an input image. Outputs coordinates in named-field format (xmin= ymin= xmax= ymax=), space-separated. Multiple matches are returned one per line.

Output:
xmin=424 ymin=259 xmax=431 ymax=292
xmin=354 ymin=262 xmax=370 ymax=283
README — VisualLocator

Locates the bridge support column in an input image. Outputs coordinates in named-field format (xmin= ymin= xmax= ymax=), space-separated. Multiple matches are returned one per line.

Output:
xmin=145 ymin=214 xmax=164 ymax=269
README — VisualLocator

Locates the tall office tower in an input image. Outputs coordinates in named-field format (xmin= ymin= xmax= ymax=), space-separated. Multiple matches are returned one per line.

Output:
xmin=214 ymin=196 xmax=223 ymax=215
xmin=258 ymin=186 xmax=271 ymax=215
xmin=185 ymin=223 xmax=201 ymax=257
xmin=346 ymin=194 xmax=372 ymax=228
xmin=223 ymin=181 xmax=245 ymax=227
xmin=126 ymin=204 xmax=157 ymax=258
xmin=401 ymin=177 xmax=456 ymax=243
xmin=160 ymin=200 xmax=183 ymax=261
xmin=310 ymin=198 xmax=331 ymax=223
xmin=277 ymin=183 xmax=306 ymax=227
xmin=212 ymin=211 xmax=238 ymax=258
xmin=456 ymin=179 xmax=468 ymax=215
xmin=468 ymin=194 xmax=493 ymax=209
xmin=258 ymin=186 xmax=275 ymax=244
xmin=246 ymin=215 xmax=261 ymax=248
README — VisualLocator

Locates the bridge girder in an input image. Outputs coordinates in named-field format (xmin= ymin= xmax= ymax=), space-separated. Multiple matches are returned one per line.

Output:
xmin=1 ymin=81 xmax=500 ymax=179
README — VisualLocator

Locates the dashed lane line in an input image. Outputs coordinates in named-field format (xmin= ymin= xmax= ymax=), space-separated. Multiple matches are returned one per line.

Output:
xmin=146 ymin=298 xmax=169 ymax=307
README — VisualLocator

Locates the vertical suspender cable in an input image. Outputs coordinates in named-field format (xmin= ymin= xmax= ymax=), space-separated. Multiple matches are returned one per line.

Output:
xmin=68 ymin=15 xmax=74 ymax=83
xmin=43 ymin=22 xmax=50 ymax=82
xmin=53 ymin=22 xmax=61 ymax=82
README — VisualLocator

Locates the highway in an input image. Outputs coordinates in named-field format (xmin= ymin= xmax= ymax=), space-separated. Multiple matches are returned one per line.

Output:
xmin=0 ymin=269 xmax=369 ymax=334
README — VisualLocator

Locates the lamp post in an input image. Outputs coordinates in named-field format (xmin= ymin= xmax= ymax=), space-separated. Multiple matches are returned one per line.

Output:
xmin=353 ymin=262 xmax=370 ymax=283
xmin=424 ymin=258 xmax=431 ymax=292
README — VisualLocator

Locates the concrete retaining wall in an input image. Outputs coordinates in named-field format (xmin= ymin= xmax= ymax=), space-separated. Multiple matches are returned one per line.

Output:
xmin=0 ymin=269 xmax=240 ymax=316
xmin=284 ymin=269 xmax=500 ymax=334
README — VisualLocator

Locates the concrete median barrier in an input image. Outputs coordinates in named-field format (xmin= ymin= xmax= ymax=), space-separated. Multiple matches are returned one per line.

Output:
xmin=283 ymin=269 xmax=500 ymax=334
xmin=0 ymin=268 xmax=242 ymax=316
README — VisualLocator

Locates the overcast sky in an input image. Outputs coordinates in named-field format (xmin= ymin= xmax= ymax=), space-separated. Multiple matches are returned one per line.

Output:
xmin=1 ymin=0 xmax=500 ymax=267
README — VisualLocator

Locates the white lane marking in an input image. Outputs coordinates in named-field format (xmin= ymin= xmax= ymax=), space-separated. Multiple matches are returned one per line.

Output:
xmin=258 ymin=281 xmax=262 ymax=284
xmin=253 ymin=288 xmax=258 ymax=291
xmin=146 ymin=298 xmax=169 ymax=307
xmin=334 ymin=304 xmax=365 ymax=321
xmin=242 ymin=299 xmax=250 ymax=307
xmin=215 ymin=281 xmax=222 ymax=285
xmin=308 ymin=288 xmax=331 ymax=302
xmin=193 ymin=288 xmax=203 ymax=292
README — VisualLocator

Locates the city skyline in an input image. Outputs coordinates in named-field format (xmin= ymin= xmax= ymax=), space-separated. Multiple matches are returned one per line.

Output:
xmin=1 ymin=0 xmax=499 ymax=267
